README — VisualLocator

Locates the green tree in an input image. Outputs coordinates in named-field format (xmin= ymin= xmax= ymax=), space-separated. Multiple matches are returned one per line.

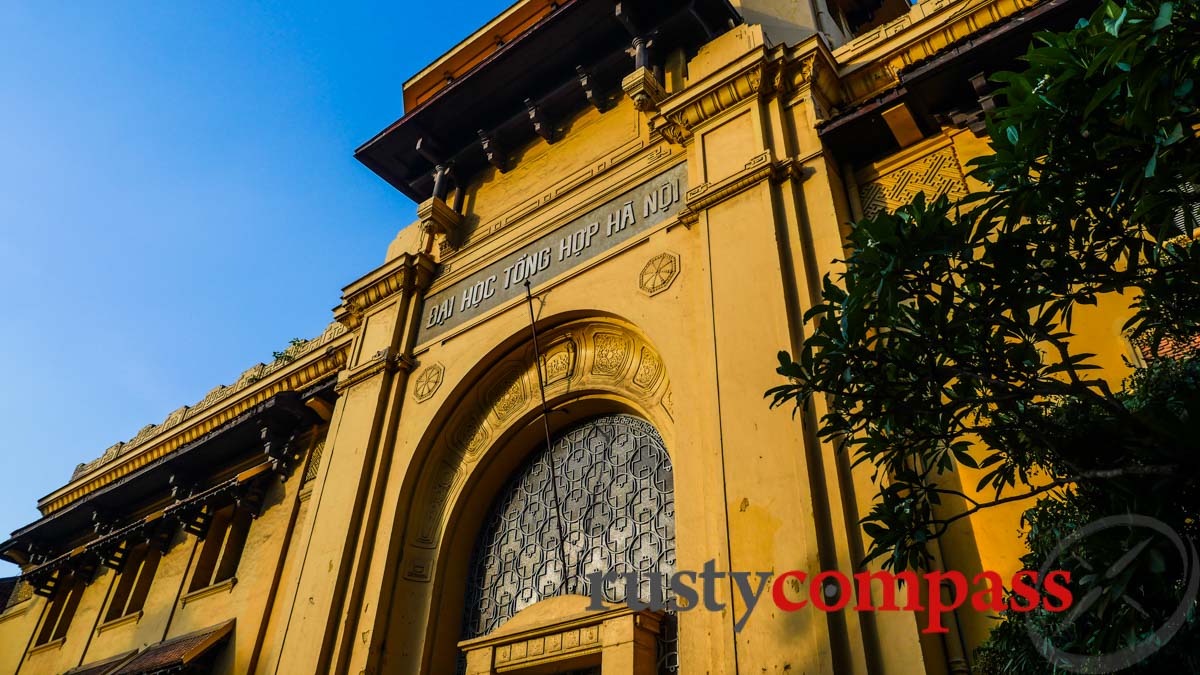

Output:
xmin=768 ymin=0 xmax=1199 ymax=669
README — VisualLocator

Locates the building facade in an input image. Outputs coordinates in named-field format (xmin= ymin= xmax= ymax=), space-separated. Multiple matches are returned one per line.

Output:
xmin=0 ymin=0 xmax=1135 ymax=673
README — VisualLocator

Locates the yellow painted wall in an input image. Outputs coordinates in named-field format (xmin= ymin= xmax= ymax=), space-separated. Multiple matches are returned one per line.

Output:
xmin=0 ymin=1 xmax=1142 ymax=673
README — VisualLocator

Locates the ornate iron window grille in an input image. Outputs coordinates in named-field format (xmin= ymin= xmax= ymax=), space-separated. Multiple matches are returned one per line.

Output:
xmin=459 ymin=414 xmax=677 ymax=674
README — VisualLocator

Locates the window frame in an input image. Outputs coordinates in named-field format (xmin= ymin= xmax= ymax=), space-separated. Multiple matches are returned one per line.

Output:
xmin=187 ymin=502 xmax=253 ymax=593
xmin=35 ymin=571 xmax=86 ymax=646
xmin=103 ymin=541 xmax=163 ymax=623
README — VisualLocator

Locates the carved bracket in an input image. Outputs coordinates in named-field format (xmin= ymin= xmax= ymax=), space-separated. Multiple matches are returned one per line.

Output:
xmin=622 ymin=67 xmax=667 ymax=113
xmin=418 ymin=196 xmax=466 ymax=253
xmin=525 ymin=98 xmax=555 ymax=143
xmin=576 ymin=65 xmax=606 ymax=112
xmin=260 ymin=420 xmax=301 ymax=479
xmin=477 ymin=130 xmax=508 ymax=173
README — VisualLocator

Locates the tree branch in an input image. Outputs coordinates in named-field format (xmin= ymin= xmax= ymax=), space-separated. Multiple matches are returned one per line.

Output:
xmin=925 ymin=465 xmax=1178 ymax=538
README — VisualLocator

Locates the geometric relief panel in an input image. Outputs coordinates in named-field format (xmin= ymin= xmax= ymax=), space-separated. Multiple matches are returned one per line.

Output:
xmin=859 ymin=144 xmax=969 ymax=219
xmin=460 ymin=414 xmax=677 ymax=674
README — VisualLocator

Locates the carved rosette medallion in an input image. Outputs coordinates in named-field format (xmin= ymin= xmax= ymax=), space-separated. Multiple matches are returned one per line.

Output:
xmin=639 ymin=251 xmax=680 ymax=296
xmin=453 ymin=411 xmax=491 ymax=460
xmin=413 ymin=363 xmax=445 ymax=402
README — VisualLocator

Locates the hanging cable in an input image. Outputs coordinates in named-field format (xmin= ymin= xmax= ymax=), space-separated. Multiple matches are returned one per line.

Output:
xmin=523 ymin=280 xmax=572 ymax=594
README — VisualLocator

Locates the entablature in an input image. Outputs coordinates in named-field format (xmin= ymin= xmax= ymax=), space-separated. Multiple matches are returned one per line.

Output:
xmin=2 ymin=388 xmax=328 ymax=585
xmin=422 ymin=145 xmax=684 ymax=299
xmin=29 ymin=323 xmax=349 ymax=522
xmin=833 ymin=0 xmax=1047 ymax=103
xmin=335 ymin=251 xmax=437 ymax=331
xmin=820 ymin=0 xmax=1084 ymax=165
xmin=356 ymin=0 xmax=742 ymax=204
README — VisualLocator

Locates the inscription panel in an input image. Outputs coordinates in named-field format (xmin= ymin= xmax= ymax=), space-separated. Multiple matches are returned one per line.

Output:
xmin=419 ymin=163 xmax=687 ymax=343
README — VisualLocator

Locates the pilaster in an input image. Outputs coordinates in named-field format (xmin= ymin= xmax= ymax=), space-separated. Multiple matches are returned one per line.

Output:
xmin=269 ymin=249 xmax=434 ymax=675
xmin=650 ymin=27 xmax=849 ymax=674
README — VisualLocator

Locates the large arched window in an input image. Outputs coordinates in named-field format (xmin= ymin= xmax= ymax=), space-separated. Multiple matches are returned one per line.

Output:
xmin=460 ymin=413 xmax=677 ymax=673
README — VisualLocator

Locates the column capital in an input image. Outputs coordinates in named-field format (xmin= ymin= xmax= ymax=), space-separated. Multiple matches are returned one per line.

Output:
xmin=417 ymin=196 xmax=464 ymax=252
xmin=334 ymin=253 xmax=435 ymax=331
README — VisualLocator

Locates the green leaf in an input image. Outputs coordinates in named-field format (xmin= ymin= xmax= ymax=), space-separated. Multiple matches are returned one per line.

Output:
xmin=954 ymin=446 xmax=980 ymax=469
xmin=978 ymin=453 xmax=1006 ymax=468
xmin=1105 ymin=6 xmax=1128 ymax=36
xmin=1084 ymin=77 xmax=1122 ymax=118
xmin=1152 ymin=2 xmax=1173 ymax=31
xmin=1163 ymin=122 xmax=1184 ymax=146
xmin=1145 ymin=151 xmax=1157 ymax=178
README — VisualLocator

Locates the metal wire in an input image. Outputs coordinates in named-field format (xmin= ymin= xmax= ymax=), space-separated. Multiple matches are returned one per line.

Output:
xmin=523 ymin=280 xmax=571 ymax=595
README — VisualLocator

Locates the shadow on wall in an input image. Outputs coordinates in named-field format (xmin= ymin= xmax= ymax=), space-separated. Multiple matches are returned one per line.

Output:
xmin=737 ymin=5 xmax=816 ymax=46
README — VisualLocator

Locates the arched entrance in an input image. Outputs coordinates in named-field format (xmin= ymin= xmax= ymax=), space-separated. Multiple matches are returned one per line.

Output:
xmin=382 ymin=317 xmax=683 ymax=674
xmin=459 ymin=414 xmax=677 ymax=674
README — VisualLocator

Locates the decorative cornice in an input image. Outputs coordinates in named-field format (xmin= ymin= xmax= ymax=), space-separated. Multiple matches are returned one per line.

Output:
xmin=833 ymin=0 xmax=1045 ymax=104
xmin=43 ymin=343 xmax=348 ymax=516
xmin=652 ymin=57 xmax=780 ymax=145
xmin=676 ymin=152 xmax=812 ymax=227
xmin=651 ymin=40 xmax=846 ymax=145
xmin=336 ymin=347 xmax=403 ymax=393
xmin=781 ymin=44 xmax=844 ymax=120
xmin=67 ymin=321 xmax=348 ymax=486
xmin=335 ymin=253 xmax=436 ymax=330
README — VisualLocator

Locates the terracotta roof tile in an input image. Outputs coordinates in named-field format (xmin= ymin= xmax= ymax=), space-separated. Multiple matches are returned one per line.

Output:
xmin=1134 ymin=333 xmax=1200 ymax=362
xmin=113 ymin=621 xmax=234 ymax=675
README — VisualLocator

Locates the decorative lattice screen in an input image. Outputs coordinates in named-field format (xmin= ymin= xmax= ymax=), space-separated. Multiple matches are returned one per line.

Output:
xmin=459 ymin=414 xmax=677 ymax=674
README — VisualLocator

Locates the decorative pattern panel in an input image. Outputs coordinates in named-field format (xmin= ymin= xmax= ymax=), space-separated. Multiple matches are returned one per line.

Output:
xmin=460 ymin=414 xmax=677 ymax=674
xmin=591 ymin=333 xmax=631 ymax=377
xmin=413 ymin=363 xmax=445 ymax=402
xmin=859 ymin=145 xmax=969 ymax=219
xmin=639 ymin=252 xmax=680 ymax=297
xmin=302 ymin=442 xmax=325 ymax=484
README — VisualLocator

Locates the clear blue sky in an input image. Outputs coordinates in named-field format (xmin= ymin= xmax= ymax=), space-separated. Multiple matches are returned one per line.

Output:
xmin=0 ymin=0 xmax=512 ymax=573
